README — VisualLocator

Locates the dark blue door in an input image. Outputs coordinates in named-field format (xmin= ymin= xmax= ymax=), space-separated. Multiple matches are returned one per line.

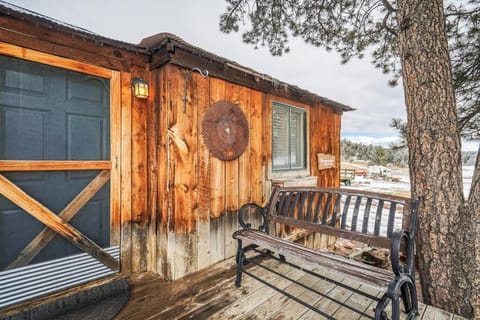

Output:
xmin=0 ymin=55 xmax=110 ymax=270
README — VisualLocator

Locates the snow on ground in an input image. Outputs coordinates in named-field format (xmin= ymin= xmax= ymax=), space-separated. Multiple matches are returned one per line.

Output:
xmin=343 ymin=166 xmax=474 ymax=198
xmin=343 ymin=167 xmax=411 ymax=197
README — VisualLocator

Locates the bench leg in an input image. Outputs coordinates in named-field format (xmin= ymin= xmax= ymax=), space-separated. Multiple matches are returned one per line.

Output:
xmin=235 ymin=239 xmax=244 ymax=288
xmin=374 ymin=294 xmax=400 ymax=320
xmin=391 ymin=296 xmax=401 ymax=320
xmin=374 ymin=294 xmax=389 ymax=320
xmin=400 ymin=277 xmax=418 ymax=319
xmin=376 ymin=275 xmax=418 ymax=320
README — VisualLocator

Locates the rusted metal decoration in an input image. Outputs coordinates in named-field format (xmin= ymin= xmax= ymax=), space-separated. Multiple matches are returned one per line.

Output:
xmin=202 ymin=101 xmax=249 ymax=161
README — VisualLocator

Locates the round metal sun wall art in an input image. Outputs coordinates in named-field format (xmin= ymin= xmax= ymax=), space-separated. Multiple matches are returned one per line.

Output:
xmin=202 ymin=101 xmax=249 ymax=161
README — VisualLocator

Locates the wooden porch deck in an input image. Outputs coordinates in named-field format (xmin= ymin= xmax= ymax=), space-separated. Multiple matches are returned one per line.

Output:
xmin=115 ymin=258 xmax=466 ymax=320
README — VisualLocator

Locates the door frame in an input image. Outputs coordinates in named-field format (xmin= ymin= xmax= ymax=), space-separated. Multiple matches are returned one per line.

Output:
xmin=0 ymin=41 xmax=122 ymax=269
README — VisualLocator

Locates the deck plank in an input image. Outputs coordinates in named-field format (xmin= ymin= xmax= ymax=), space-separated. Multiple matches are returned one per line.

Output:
xmin=162 ymin=259 xmax=284 ymax=320
xmin=333 ymin=282 xmax=383 ymax=320
xmin=297 ymin=277 xmax=362 ymax=319
xmin=209 ymin=263 xmax=304 ymax=319
xmin=422 ymin=305 xmax=454 ymax=320
xmin=267 ymin=275 xmax=337 ymax=319
xmin=159 ymin=258 xmax=280 ymax=319
xmin=115 ymin=257 xmax=464 ymax=320
xmin=240 ymin=272 xmax=318 ymax=320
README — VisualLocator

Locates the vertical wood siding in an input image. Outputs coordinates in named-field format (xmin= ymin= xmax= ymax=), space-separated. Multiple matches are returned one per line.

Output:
xmin=0 ymin=14 xmax=343 ymax=281
xmin=310 ymin=101 xmax=342 ymax=188
xmin=152 ymin=64 xmax=341 ymax=280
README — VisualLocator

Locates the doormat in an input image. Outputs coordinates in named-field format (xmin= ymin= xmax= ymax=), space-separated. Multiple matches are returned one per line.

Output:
xmin=2 ymin=278 xmax=130 ymax=320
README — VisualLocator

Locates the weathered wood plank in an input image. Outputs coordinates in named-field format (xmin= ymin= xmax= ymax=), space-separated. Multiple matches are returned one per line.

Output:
xmin=168 ymin=66 xmax=199 ymax=278
xmin=168 ymin=48 xmax=349 ymax=114
xmin=171 ymin=67 xmax=198 ymax=233
xmin=110 ymin=70 xmax=122 ymax=247
xmin=269 ymin=275 xmax=337 ymax=319
xmin=210 ymin=214 xmax=226 ymax=265
xmin=146 ymin=69 xmax=160 ymax=272
xmin=195 ymin=70 xmax=212 ymax=270
xmin=0 ymin=16 xmax=146 ymax=69
xmin=250 ymin=89 xmax=265 ymax=206
xmin=0 ymin=41 xmax=114 ymax=77
xmin=131 ymin=66 xmax=149 ymax=273
xmin=312 ymin=103 xmax=342 ymax=188
xmin=263 ymin=94 xmax=274 ymax=194
xmin=238 ymin=85 xmax=252 ymax=208
xmin=117 ymin=259 xmax=237 ymax=320
xmin=422 ymin=305 xmax=454 ymax=320
xmin=273 ymin=215 xmax=392 ymax=249
xmin=223 ymin=82 xmax=243 ymax=259
xmin=241 ymin=272 xmax=319 ymax=319
xmin=208 ymin=261 xmax=304 ymax=319
xmin=208 ymin=76 xmax=226 ymax=264
xmin=298 ymin=278 xmax=362 ymax=319
xmin=234 ymin=230 xmax=393 ymax=289
xmin=115 ymin=257 xmax=462 ymax=320
xmin=0 ymin=174 xmax=118 ymax=271
xmin=414 ymin=303 xmax=428 ymax=320
xmin=332 ymin=282 xmax=381 ymax=319
xmin=120 ymin=71 xmax=133 ymax=275
xmin=0 ymin=160 xmax=111 ymax=171
xmin=353 ymin=284 xmax=386 ymax=320
xmin=117 ymin=259 xmax=283 ymax=320
xmin=6 ymin=170 xmax=111 ymax=270
xmin=208 ymin=76 xmax=227 ymax=219
xmin=154 ymin=67 xmax=168 ymax=278
xmin=244 ymin=89 xmax=267 ymax=231
xmin=224 ymin=82 xmax=241 ymax=213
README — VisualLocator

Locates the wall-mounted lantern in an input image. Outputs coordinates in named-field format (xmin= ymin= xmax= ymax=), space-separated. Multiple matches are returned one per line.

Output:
xmin=132 ymin=78 xmax=149 ymax=99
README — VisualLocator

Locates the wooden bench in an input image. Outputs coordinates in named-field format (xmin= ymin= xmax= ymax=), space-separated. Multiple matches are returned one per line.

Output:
xmin=233 ymin=187 xmax=419 ymax=320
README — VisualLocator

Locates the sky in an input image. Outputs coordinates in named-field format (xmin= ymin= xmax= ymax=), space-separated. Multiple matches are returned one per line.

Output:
xmin=3 ymin=0 xmax=478 ymax=151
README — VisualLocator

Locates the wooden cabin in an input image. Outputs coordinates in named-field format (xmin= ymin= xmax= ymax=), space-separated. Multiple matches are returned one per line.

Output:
xmin=0 ymin=1 xmax=353 ymax=312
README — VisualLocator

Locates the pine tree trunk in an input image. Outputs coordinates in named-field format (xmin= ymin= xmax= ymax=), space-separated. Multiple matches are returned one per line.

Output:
xmin=397 ymin=0 xmax=479 ymax=317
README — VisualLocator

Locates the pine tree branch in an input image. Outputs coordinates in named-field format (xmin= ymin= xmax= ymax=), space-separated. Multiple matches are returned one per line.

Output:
xmin=226 ymin=0 xmax=245 ymax=19
xmin=381 ymin=0 xmax=396 ymax=12
xmin=382 ymin=10 xmax=398 ymax=36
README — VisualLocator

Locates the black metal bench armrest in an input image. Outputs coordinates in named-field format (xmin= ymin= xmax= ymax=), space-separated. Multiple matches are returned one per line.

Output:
xmin=390 ymin=230 xmax=415 ymax=276
xmin=238 ymin=203 xmax=268 ymax=232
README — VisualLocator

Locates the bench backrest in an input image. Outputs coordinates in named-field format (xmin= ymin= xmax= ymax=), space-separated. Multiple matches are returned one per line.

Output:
xmin=266 ymin=187 xmax=417 ymax=249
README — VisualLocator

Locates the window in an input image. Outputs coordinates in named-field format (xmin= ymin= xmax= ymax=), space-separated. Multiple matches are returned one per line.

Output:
xmin=272 ymin=102 xmax=307 ymax=171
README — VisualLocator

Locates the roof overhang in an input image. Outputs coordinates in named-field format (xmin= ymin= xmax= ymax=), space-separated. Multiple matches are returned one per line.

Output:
xmin=0 ymin=1 xmax=355 ymax=113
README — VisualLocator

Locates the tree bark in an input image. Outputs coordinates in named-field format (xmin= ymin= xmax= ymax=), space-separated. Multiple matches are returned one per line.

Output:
xmin=460 ymin=145 xmax=480 ymax=317
xmin=397 ymin=0 xmax=479 ymax=317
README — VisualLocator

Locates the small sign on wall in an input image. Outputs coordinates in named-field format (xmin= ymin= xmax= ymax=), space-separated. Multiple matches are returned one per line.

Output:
xmin=317 ymin=153 xmax=336 ymax=170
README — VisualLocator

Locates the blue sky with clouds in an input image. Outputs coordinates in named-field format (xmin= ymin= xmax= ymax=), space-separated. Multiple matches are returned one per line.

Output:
xmin=4 ymin=0 xmax=477 ymax=151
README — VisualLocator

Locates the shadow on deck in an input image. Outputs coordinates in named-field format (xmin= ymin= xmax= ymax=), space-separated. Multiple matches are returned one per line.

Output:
xmin=115 ymin=258 xmax=466 ymax=320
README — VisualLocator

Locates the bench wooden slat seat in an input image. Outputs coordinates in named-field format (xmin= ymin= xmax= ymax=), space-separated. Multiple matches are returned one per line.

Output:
xmin=234 ymin=229 xmax=394 ymax=289
xmin=233 ymin=187 xmax=419 ymax=320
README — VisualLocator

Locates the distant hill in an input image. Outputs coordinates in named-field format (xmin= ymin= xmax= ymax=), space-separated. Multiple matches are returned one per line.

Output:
xmin=341 ymin=139 xmax=478 ymax=167
xmin=341 ymin=139 xmax=408 ymax=167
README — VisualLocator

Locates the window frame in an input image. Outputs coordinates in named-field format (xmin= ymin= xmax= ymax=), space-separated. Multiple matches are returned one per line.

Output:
xmin=271 ymin=101 xmax=309 ymax=176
